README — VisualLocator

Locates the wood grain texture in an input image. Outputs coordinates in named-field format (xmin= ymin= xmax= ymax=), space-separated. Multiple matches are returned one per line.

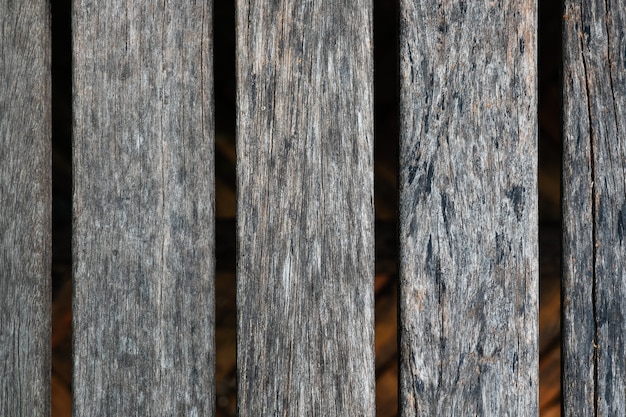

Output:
xmin=562 ymin=0 xmax=626 ymax=415
xmin=398 ymin=1 xmax=538 ymax=415
xmin=0 ymin=2 xmax=51 ymax=416
xmin=236 ymin=1 xmax=375 ymax=415
xmin=72 ymin=1 xmax=214 ymax=415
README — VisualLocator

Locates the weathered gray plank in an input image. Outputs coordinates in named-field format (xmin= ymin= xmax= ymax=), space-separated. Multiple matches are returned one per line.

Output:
xmin=236 ymin=2 xmax=375 ymax=415
xmin=72 ymin=1 xmax=214 ymax=415
xmin=562 ymin=0 xmax=626 ymax=415
xmin=398 ymin=1 xmax=538 ymax=415
xmin=0 ymin=2 xmax=51 ymax=416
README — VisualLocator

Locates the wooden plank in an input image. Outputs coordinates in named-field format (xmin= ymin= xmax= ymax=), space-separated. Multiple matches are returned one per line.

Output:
xmin=236 ymin=2 xmax=375 ymax=415
xmin=72 ymin=1 xmax=214 ymax=415
xmin=398 ymin=1 xmax=538 ymax=414
xmin=217 ymin=219 xmax=398 ymax=274
xmin=0 ymin=2 xmax=51 ymax=416
xmin=562 ymin=0 xmax=626 ymax=415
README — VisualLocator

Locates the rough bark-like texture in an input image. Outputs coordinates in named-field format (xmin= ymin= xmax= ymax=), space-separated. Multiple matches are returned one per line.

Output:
xmin=562 ymin=1 xmax=626 ymax=415
xmin=72 ymin=2 xmax=214 ymax=415
xmin=398 ymin=1 xmax=538 ymax=415
xmin=0 ymin=2 xmax=51 ymax=417
xmin=236 ymin=2 xmax=375 ymax=415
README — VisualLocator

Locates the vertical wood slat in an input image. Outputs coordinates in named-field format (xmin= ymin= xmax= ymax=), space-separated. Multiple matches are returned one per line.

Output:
xmin=0 ymin=2 xmax=51 ymax=416
xmin=398 ymin=1 xmax=538 ymax=415
xmin=562 ymin=0 xmax=626 ymax=415
xmin=236 ymin=1 xmax=375 ymax=415
xmin=72 ymin=1 xmax=214 ymax=415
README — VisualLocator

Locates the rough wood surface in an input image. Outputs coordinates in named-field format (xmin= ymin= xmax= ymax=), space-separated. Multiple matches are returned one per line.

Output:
xmin=0 ymin=2 xmax=51 ymax=416
xmin=236 ymin=2 xmax=376 ymax=415
xmin=398 ymin=1 xmax=538 ymax=415
xmin=72 ymin=2 xmax=214 ymax=415
xmin=562 ymin=0 xmax=626 ymax=415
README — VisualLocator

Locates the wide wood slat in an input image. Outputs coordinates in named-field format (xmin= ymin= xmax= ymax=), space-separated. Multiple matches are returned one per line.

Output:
xmin=0 ymin=2 xmax=51 ymax=416
xmin=398 ymin=0 xmax=538 ymax=415
xmin=235 ymin=1 xmax=376 ymax=415
xmin=72 ymin=1 xmax=214 ymax=415
xmin=562 ymin=0 xmax=626 ymax=415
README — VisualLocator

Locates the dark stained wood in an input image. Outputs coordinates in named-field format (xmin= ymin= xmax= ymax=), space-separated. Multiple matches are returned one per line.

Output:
xmin=398 ymin=0 xmax=538 ymax=414
xmin=236 ymin=2 xmax=376 ymax=415
xmin=562 ymin=0 xmax=626 ymax=415
xmin=0 ymin=2 xmax=51 ymax=416
xmin=72 ymin=2 xmax=215 ymax=415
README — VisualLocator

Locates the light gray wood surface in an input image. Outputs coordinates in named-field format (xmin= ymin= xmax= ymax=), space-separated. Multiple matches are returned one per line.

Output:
xmin=398 ymin=1 xmax=539 ymax=415
xmin=236 ymin=1 xmax=376 ymax=415
xmin=562 ymin=0 xmax=626 ymax=415
xmin=72 ymin=2 xmax=214 ymax=415
xmin=0 ymin=2 xmax=51 ymax=416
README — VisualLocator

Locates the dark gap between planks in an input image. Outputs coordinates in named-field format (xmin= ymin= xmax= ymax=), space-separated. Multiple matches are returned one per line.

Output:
xmin=538 ymin=0 xmax=563 ymax=414
xmin=51 ymin=0 xmax=73 ymax=415
xmin=214 ymin=0 xmax=237 ymax=415
xmin=373 ymin=0 xmax=400 ymax=415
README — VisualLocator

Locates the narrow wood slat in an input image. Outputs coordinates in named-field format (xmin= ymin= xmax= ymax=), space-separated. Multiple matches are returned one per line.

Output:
xmin=72 ymin=2 xmax=214 ymax=415
xmin=398 ymin=1 xmax=538 ymax=414
xmin=562 ymin=0 xmax=626 ymax=415
xmin=236 ymin=2 xmax=375 ymax=415
xmin=0 ymin=2 xmax=51 ymax=416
